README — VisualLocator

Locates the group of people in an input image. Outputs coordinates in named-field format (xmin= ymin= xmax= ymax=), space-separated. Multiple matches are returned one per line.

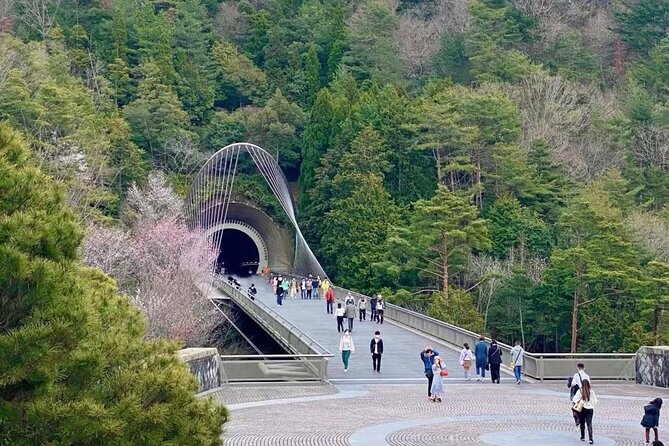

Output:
xmin=254 ymin=270 xmax=666 ymax=445
xmin=337 ymin=329 xmax=384 ymax=373
xmin=263 ymin=271 xmax=332 ymax=305
xmin=446 ymin=336 xmax=522 ymax=385
xmin=333 ymin=292 xmax=386 ymax=333
xmin=336 ymin=292 xmax=387 ymax=373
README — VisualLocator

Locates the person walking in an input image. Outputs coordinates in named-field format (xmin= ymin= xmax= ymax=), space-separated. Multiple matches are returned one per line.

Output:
xmin=376 ymin=296 xmax=385 ymax=324
xmin=289 ymin=278 xmax=298 ymax=299
xmin=339 ymin=329 xmax=355 ymax=372
xmin=272 ymin=275 xmax=278 ymax=295
xmin=370 ymin=330 xmax=383 ymax=372
xmin=321 ymin=277 xmax=330 ymax=298
xmin=306 ymin=275 xmax=313 ymax=299
xmin=345 ymin=292 xmax=355 ymax=306
xmin=487 ymin=340 xmax=503 ymax=384
xmin=357 ymin=296 xmax=367 ymax=321
xmin=459 ymin=343 xmax=474 ymax=380
xmin=572 ymin=379 xmax=597 ymax=444
xmin=325 ymin=287 xmax=335 ymax=314
xmin=247 ymin=283 xmax=257 ymax=300
xmin=281 ymin=277 xmax=289 ymax=298
xmin=276 ymin=276 xmax=284 ymax=306
xmin=510 ymin=340 xmax=524 ymax=385
xmin=345 ymin=300 xmax=356 ymax=332
xmin=475 ymin=335 xmax=488 ymax=382
xmin=370 ymin=294 xmax=378 ymax=322
xmin=300 ymin=278 xmax=307 ymax=299
xmin=335 ymin=303 xmax=345 ymax=332
xmin=312 ymin=276 xmax=320 ymax=299
xmin=642 ymin=398 xmax=663 ymax=445
xmin=421 ymin=346 xmax=440 ymax=398
xmin=430 ymin=356 xmax=448 ymax=402
xmin=570 ymin=363 xmax=591 ymax=425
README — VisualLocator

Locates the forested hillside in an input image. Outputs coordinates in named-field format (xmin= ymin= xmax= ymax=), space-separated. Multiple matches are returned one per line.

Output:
xmin=1 ymin=0 xmax=668 ymax=353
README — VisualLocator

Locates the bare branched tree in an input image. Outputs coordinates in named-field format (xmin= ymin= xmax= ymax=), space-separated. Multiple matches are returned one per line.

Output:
xmin=632 ymin=126 xmax=669 ymax=171
xmin=508 ymin=71 xmax=621 ymax=180
xmin=432 ymin=0 xmax=469 ymax=34
xmin=15 ymin=0 xmax=62 ymax=38
xmin=626 ymin=211 xmax=669 ymax=263
xmin=395 ymin=14 xmax=441 ymax=78
xmin=213 ymin=2 xmax=248 ymax=43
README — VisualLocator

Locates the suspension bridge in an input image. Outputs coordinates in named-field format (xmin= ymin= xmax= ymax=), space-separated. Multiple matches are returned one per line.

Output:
xmin=186 ymin=143 xmax=635 ymax=384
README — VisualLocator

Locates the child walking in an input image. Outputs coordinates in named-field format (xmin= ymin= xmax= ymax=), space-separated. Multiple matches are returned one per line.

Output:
xmin=642 ymin=398 xmax=663 ymax=445
xmin=459 ymin=343 xmax=474 ymax=380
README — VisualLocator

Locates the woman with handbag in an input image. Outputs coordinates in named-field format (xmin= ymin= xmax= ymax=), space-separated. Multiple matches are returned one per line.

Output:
xmin=488 ymin=340 xmax=503 ymax=384
xmin=459 ymin=343 xmax=474 ymax=380
xmin=572 ymin=379 xmax=598 ymax=444
xmin=430 ymin=356 xmax=448 ymax=402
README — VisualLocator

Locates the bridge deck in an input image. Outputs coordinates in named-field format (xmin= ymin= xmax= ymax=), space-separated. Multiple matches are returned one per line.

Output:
xmin=236 ymin=276 xmax=494 ymax=382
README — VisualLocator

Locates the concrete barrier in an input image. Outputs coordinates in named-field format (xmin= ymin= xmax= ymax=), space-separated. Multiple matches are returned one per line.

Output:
xmin=178 ymin=347 xmax=221 ymax=392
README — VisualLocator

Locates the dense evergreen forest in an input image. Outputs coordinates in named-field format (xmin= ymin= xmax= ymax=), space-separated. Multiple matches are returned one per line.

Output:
xmin=1 ymin=0 xmax=668 ymax=353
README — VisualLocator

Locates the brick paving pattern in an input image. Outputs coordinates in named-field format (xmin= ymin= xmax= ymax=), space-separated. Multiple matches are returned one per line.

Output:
xmin=210 ymin=383 xmax=337 ymax=405
xmin=221 ymin=381 xmax=668 ymax=445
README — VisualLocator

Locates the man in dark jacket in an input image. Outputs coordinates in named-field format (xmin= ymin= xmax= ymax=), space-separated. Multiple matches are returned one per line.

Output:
xmin=370 ymin=331 xmax=383 ymax=372
xmin=370 ymin=294 xmax=378 ymax=322
xmin=421 ymin=346 xmax=439 ymax=398
xmin=475 ymin=336 xmax=488 ymax=381
xmin=487 ymin=340 xmax=503 ymax=384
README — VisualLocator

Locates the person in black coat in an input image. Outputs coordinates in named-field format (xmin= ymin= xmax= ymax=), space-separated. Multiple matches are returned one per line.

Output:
xmin=642 ymin=398 xmax=663 ymax=444
xmin=487 ymin=340 xmax=503 ymax=384
xmin=370 ymin=331 xmax=384 ymax=372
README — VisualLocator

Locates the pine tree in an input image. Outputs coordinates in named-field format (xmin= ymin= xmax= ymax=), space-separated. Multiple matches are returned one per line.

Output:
xmin=398 ymin=186 xmax=491 ymax=298
xmin=299 ymin=89 xmax=336 ymax=211
xmin=0 ymin=123 xmax=226 ymax=445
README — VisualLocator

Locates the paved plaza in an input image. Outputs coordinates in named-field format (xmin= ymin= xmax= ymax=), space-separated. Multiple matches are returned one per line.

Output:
xmin=214 ymin=381 xmax=669 ymax=445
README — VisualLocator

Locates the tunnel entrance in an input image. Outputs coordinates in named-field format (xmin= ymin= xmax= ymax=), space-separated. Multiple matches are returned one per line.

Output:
xmin=214 ymin=229 xmax=260 ymax=277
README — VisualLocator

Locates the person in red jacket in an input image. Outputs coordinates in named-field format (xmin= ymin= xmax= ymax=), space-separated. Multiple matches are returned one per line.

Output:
xmin=325 ymin=287 xmax=335 ymax=314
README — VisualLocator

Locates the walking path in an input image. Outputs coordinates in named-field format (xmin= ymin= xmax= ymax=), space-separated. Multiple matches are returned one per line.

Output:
xmin=236 ymin=276 xmax=487 ymax=382
xmin=214 ymin=381 xmax=669 ymax=445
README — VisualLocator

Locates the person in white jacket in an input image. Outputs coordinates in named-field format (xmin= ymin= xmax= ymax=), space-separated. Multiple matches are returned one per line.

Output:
xmin=339 ymin=329 xmax=355 ymax=372
xmin=459 ymin=343 xmax=474 ymax=380
xmin=572 ymin=379 xmax=597 ymax=444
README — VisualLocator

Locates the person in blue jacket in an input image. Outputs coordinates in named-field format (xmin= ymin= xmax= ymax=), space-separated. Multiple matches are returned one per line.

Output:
xmin=475 ymin=335 xmax=488 ymax=382
xmin=421 ymin=346 xmax=439 ymax=398
xmin=642 ymin=398 xmax=663 ymax=445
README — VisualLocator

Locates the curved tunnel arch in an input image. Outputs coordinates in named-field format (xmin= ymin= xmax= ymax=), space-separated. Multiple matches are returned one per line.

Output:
xmin=204 ymin=221 xmax=268 ymax=275
xmin=186 ymin=143 xmax=327 ymax=278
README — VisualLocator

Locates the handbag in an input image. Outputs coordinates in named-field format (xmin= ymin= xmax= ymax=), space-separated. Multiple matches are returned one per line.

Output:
xmin=439 ymin=368 xmax=449 ymax=377
xmin=573 ymin=399 xmax=584 ymax=412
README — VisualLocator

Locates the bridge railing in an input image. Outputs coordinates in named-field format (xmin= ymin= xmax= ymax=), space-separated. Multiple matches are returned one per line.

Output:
xmin=213 ymin=275 xmax=330 ymax=356
xmin=272 ymin=271 xmax=635 ymax=381
xmin=212 ymin=275 xmax=333 ymax=383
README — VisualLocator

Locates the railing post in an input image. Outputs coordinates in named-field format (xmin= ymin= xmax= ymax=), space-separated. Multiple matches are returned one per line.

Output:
xmin=540 ymin=355 xmax=544 ymax=381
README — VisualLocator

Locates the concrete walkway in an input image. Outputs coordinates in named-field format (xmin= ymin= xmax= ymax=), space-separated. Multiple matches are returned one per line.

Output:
xmin=235 ymin=276 xmax=498 ymax=383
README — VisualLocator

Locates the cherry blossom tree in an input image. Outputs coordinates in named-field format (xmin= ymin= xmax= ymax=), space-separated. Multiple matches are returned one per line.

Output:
xmin=82 ymin=172 xmax=220 ymax=346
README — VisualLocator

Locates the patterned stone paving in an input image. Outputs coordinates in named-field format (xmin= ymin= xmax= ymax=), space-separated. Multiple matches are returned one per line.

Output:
xmin=210 ymin=383 xmax=337 ymax=405
xmin=220 ymin=381 xmax=669 ymax=445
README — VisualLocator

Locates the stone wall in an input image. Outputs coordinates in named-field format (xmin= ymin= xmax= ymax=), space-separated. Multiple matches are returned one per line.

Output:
xmin=178 ymin=348 xmax=221 ymax=393
xmin=636 ymin=346 xmax=669 ymax=387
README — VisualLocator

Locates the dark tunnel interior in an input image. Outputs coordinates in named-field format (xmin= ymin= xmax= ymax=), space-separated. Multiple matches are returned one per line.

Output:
xmin=214 ymin=229 xmax=260 ymax=277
